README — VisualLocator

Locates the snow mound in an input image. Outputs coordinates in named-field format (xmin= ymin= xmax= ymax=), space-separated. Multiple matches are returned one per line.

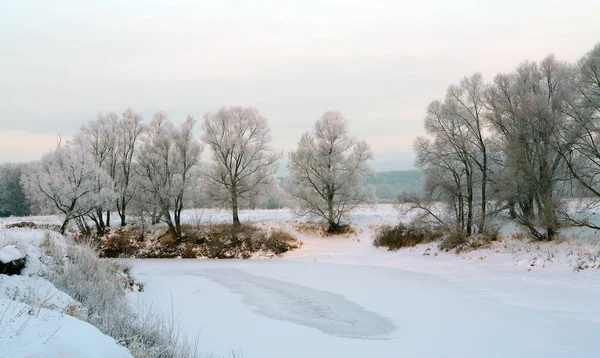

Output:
xmin=0 ymin=245 xmax=24 ymax=264
xmin=0 ymin=275 xmax=76 ymax=312
xmin=0 ymin=299 xmax=131 ymax=358
xmin=199 ymin=268 xmax=397 ymax=338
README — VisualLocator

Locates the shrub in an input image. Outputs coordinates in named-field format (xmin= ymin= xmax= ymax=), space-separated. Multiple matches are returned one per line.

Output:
xmin=439 ymin=226 xmax=499 ymax=253
xmin=373 ymin=223 xmax=442 ymax=250
xmin=160 ymin=232 xmax=177 ymax=247
xmin=264 ymin=229 xmax=300 ymax=254
xmin=325 ymin=224 xmax=355 ymax=236
xmin=103 ymin=234 xmax=134 ymax=258
xmin=439 ymin=230 xmax=468 ymax=252
xmin=5 ymin=221 xmax=37 ymax=229
xmin=181 ymin=243 xmax=197 ymax=258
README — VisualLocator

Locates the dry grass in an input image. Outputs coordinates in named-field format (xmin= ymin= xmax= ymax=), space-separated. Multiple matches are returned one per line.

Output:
xmin=439 ymin=229 xmax=500 ymax=253
xmin=292 ymin=221 xmax=357 ymax=238
xmin=373 ymin=223 xmax=443 ymax=251
xmin=65 ymin=303 xmax=79 ymax=318
xmin=159 ymin=232 xmax=177 ymax=247
xmin=95 ymin=223 xmax=301 ymax=259
xmin=264 ymin=229 xmax=301 ymax=254
xmin=45 ymin=239 xmax=200 ymax=357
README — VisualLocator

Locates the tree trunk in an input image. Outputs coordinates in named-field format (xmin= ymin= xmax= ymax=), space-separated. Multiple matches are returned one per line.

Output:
xmin=106 ymin=210 xmax=111 ymax=227
xmin=232 ymin=200 xmax=241 ymax=228
xmin=119 ymin=200 xmax=127 ymax=226
xmin=60 ymin=217 xmax=70 ymax=235
xmin=480 ymin=152 xmax=487 ymax=231
xmin=96 ymin=207 xmax=105 ymax=229
xmin=466 ymin=166 xmax=473 ymax=237
xmin=327 ymin=185 xmax=335 ymax=232
xmin=508 ymin=200 xmax=517 ymax=220
xmin=174 ymin=208 xmax=182 ymax=238
xmin=89 ymin=214 xmax=105 ymax=237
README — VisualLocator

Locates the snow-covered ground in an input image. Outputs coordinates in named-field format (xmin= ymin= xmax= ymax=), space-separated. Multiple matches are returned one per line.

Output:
xmin=0 ymin=229 xmax=132 ymax=358
xmin=128 ymin=206 xmax=600 ymax=358
xmin=2 ymin=205 xmax=600 ymax=357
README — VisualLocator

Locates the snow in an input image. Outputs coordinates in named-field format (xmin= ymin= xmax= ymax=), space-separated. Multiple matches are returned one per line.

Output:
xmin=0 ymin=228 xmax=134 ymax=358
xmin=0 ymin=275 xmax=75 ymax=312
xmin=198 ymin=268 xmax=396 ymax=338
xmin=127 ymin=206 xmax=600 ymax=358
xmin=3 ymin=206 xmax=600 ymax=357
xmin=0 ymin=245 xmax=24 ymax=264
xmin=0 ymin=299 xmax=132 ymax=358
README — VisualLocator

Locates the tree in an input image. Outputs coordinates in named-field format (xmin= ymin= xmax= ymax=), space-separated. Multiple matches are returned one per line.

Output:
xmin=201 ymin=106 xmax=281 ymax=227
xmin=287 ymin=111 xmax=373 ymax=232
xmin=76 ymin=113 xmax=118 ymax=231
xmin=486 ymin=56 xmax=572 ymax=240
xmin=135 ymin=113 xmax=202 ymax=237
xmin=21 ymin=141 xmax=115 ymax=234
xmin=0 ymin=163 xmax=30 ymax=217
xmin=114 ymin=109 xmax=144 ymax=226
xmin=445 ymin=73 xmax=490 ymax=231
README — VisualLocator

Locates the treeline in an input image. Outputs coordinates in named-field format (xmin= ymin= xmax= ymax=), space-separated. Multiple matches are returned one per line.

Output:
xmin=1 ymin=109 xmax=374 ymax=234
xmin=403 ymin=42 xmax=600 ymax=241
xmin=365 ymin=170 xmax=424 ymax=202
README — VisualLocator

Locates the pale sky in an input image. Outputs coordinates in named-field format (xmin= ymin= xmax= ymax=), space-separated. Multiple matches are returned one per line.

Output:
xmin=1 ymin=0 xmax=599 ymax=171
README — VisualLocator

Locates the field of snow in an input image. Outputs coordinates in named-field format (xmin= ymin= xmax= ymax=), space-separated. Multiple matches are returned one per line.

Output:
xmin=127 ymin=206 xmax=600 ymax=358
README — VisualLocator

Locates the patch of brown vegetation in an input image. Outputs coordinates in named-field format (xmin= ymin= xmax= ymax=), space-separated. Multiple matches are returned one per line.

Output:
xmin=159 ymin=232 xmax=177 ymax=247
xmin=101 ymin=227 xmax=142 ymax=258
xmin=373 ymin=223 xmax=443 ymax=250
xmin=65 ymin=303 xmax=79 ymax=318
xmin=292 ymin=221 xmax=325 ymax=236
xmin=292 ymin=221 xmax=357 ymax=238
xmin=439 ymin=230 xmax=499 ymax=253
xmin=5 ymin=221 xmax=61 ymax=232
xmin=98 ymin=223 xmax=301 ymax=259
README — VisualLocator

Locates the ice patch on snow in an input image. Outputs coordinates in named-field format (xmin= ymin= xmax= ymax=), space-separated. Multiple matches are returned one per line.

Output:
xmin=197 ymin=268 xmax=396 ymax=339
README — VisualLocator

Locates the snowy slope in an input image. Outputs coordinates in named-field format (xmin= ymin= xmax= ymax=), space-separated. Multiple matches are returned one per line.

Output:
xmin=0 ymin=228 xmax=133 ymax=358
xmin=0 ymin=299 xmax=132 ymax=358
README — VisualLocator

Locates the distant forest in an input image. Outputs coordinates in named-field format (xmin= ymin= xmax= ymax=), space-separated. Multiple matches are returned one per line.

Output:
xmin=364 ymin=170 xmax=423 ymax=202
xmin=277 ymin=169 xmax=423 ymax=204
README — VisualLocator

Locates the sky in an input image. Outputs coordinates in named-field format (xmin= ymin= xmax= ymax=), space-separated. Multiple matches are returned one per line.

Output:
xmin=1 ymin=0 xmax=599 ymax=171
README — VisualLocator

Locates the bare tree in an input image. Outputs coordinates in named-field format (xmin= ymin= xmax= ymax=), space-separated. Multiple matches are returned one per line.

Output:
xmin=446 ymin=73 xmax=490 ymax=231
xmin=76 ymin=113 xmax=118 ymax=231
xmin=21 ymin=141 xmax=115 ymax=234
xmin=287 ymin=111 xmax=373 ymax=232
xmin=201 ymin=106 xmax=281 ymax=227
xmin=415 ymin=99 xmax=479 ymax=236
xmin=114 ymin=108 xmax=144 ymax=226
xmin=486 ymin=56 xmax=572 ymax=240
xmin=135 ymin=113 xmax=203 ymax=237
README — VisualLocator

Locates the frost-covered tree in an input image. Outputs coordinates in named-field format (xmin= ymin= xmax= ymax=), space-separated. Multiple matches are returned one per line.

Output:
xmin=202 ymin=106 xmax=281 ymax=227
xmin=136 ymin=113 xmax=202 ymax=237
xmin=76 ymin=113 xmax=119 ymax=230
xmin=21 ymin=141 xmax=115 ymax=234
xmin=114 ymin=109 xmax=144 ymax=226
xmin=486 ymin=56 xmax=572 ymax=240
xmin=76 ymin=109 xmax=145 ymax=227
xmin=288 ymin=111 xmax=373 ymax=232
